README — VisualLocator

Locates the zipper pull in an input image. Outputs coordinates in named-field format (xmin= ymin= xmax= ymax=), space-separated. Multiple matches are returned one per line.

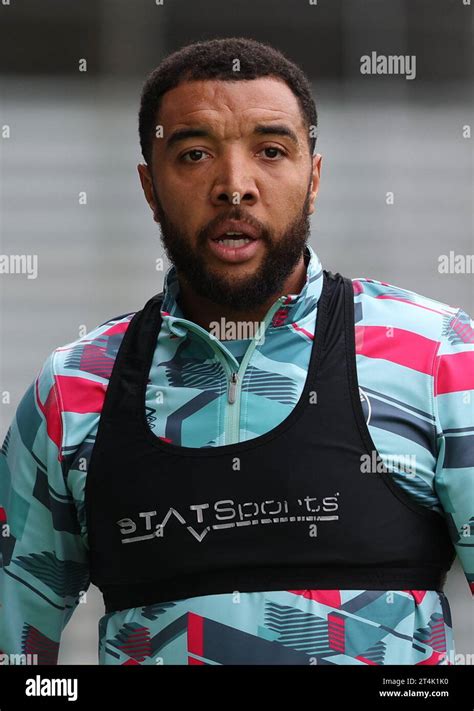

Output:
xmin=228 ymin=372 xmax=238 ymax=404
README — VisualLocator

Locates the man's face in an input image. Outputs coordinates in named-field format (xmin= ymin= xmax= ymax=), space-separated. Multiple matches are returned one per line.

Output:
xmin=138 ymin=77 xmax=322 ymax=310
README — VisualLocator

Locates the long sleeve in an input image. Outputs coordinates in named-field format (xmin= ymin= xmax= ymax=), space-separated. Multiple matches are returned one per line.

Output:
xmin=0 ymin=351 xmax=90 ymax=664
xmin=433 ymin=307 xmax=474 ymax=595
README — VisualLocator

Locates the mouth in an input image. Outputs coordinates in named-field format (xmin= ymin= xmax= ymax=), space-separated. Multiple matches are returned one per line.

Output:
xmin=208 ymin=220 xmax=262 ymax=263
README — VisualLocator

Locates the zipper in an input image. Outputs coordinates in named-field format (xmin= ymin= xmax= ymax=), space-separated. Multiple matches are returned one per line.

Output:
xmin=224 ymin=297 xmax=285 ymax=444
xmin=228 ymin=372 xmax=238 ymax=404
xmin=168 ymin=297 xmax=286 ymax=445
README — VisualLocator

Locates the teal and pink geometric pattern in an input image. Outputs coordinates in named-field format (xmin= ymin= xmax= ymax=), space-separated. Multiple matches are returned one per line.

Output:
xmin=1 ymin=244 xmax=472 ymax=664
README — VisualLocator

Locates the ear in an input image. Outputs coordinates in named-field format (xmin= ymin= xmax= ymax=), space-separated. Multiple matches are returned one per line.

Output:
xmin=307 ymin=153 xmax=322 ymax=215
xmin=137 ymin=163 xmax=160 ymax=223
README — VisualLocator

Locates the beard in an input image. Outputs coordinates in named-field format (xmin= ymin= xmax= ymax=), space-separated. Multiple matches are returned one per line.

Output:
xmin=151 ymin=184 xmax=312 ymax=311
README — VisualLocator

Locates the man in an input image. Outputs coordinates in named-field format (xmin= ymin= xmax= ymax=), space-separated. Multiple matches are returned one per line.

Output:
xmin=0 ymin=37 xmax=472 ymax=666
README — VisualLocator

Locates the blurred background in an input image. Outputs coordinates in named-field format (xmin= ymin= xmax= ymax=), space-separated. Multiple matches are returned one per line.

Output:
xmin=0 ymin=0 xmax=472 ymax=663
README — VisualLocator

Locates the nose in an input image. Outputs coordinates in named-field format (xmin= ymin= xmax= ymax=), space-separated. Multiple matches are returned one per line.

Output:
xmin=209 ymin=150 xmax=259 ymax=207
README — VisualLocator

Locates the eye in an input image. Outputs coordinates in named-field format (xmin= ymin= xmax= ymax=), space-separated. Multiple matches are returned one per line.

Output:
xmin=259 ymin=146 xmax=286 ymax=160
xmin=180 ymin=149 xmax=210 ymax=163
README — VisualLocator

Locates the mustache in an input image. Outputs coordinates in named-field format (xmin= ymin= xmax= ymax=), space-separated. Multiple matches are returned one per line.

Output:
xmin=197 ymin=207 xmax=269 ymax=242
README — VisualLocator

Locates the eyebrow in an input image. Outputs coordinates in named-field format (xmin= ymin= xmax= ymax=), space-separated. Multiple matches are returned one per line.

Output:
xmin=165 ymin=123 xmax=300 ymax=150
xmin=253 ymin=123 xmax=299 ymax=146
xmin=166 ymin=128 xmax=210 ymax=149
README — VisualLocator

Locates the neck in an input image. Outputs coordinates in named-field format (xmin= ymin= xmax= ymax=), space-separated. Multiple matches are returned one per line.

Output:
xmin=176 ymin=254 xmax=308 ymax=338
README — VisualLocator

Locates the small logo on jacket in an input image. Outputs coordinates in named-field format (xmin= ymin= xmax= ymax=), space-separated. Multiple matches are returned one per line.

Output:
xmin=360 ymin=387 xmax=371 ymax=424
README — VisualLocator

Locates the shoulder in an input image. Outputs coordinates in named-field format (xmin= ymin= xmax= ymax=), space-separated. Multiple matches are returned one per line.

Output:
xmin=34 ymin=311 xmax=137 ymax=458
xmin=349 ymin=277 xmax=474 ymax=383
xmin=350 ymin=276 xmax=465 ymax=341
xmin=50 ymin=311 xmax=137 ymax=381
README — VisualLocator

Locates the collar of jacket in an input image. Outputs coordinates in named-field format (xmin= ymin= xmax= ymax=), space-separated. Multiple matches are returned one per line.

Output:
xmin=159 ymin=242 xmax=324 ymax=339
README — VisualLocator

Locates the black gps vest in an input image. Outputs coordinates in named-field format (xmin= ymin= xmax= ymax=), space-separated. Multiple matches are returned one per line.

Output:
xmin=85 ymin=270 xmax=456 ymax=614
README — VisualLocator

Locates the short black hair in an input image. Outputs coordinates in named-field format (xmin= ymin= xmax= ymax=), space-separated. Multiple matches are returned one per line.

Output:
xmin=138 ymin=37 xmax=318 ymax=166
